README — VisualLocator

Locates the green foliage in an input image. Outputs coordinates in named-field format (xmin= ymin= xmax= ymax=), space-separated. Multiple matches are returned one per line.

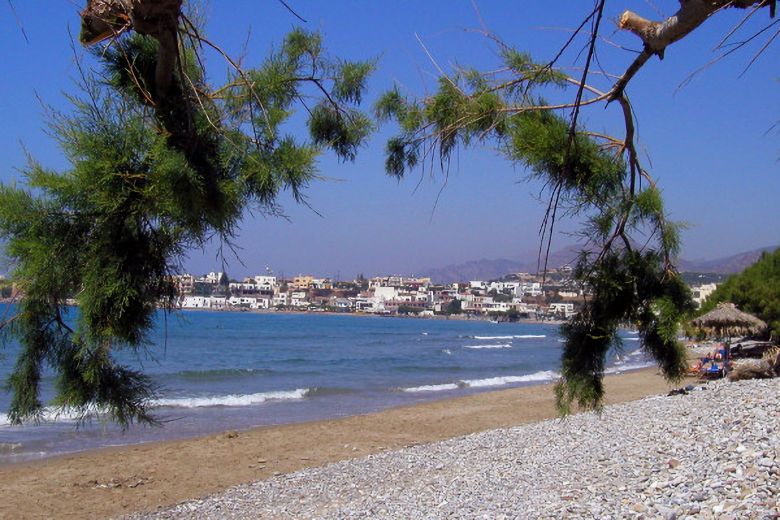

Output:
xmin=0 ymin=26 xmax=372 ymax=426
xmin=500 ymin=48 xmax=567 ymax=89
xmin=444 ymin=299 xmax=462 ymax=315
xmin=506 ymin=109 xmax=625 ymax=208
xmin=378 ymin=42 xmax=692 ymax=413
xmin=308 ymin=104 xmax=373 ymax=161
xmin=489 ymin=292 xmax=512 ymax=303
xmin=555 ymin=250 xmax=692 ymax=414
xmin=698 ymin=249 xmax=780 ymax=338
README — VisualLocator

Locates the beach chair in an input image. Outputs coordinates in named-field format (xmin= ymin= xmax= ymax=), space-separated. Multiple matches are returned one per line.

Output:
xmin=699 ymin=363 xmax=724 ymax=378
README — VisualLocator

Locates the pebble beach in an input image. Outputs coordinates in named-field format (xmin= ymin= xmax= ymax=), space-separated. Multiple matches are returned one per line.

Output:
xmin=126 ymin=378 xmax=779 ymax=520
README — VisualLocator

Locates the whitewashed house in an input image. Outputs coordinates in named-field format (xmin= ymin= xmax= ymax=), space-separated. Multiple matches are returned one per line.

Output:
xmin=272 ymin=292 xmax=289 ymax=307
xmin=548 ymin=302 xmax=575 ymax=317
xmin=228 ymin=296 xmax=261 ymax=308
xmin=180 ymin=295 xmax=210 ymax=308
xmin=290 ymin=291 xmax=309 ymax=307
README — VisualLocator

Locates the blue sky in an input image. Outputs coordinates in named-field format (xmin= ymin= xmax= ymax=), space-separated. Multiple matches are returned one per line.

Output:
xmin=1 ymin=1 xmax=777 ymax=280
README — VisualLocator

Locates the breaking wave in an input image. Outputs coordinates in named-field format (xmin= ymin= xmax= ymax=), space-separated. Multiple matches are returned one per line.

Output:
xmin=151 ymin=388 xmax=311 ymax=409
xmin=464 ymin=371 xmax=559 ymax=388
xmin=400 ymin=370 xmax=559 ymax=393
xmin=401 ymin=383 xmax=461 ymax=393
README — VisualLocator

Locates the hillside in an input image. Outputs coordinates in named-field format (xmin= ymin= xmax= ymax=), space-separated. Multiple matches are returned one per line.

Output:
xmin=677 ymin=245 xmax=778 ymax=274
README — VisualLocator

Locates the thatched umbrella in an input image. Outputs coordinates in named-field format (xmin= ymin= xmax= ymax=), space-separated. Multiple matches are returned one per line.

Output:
xmin=691 ymin=302 xmax=767 ymax=337
xmin=691 ymin=302 xmax=767 ymax=376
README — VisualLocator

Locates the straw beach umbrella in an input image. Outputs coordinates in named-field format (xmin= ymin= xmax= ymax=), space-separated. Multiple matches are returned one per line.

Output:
xmin=691 ymin=302 xmax=767 ymax=337
xmin=691 ymin=303 xmax=767 ymax=375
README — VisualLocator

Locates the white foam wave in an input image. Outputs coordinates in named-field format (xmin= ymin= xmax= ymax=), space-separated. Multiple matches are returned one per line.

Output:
xmin=0 ymin=407 xmax=100 ymax=426
xmin=605 ymin=361 xmax=652 ymax=374
xmin=464 ymin=370 xmax=559 ymax=388
xmin=0 ymin=441 xmax=23 ymax=453
xmin=624 ymin=337 xmax=640 ymax=341
xmin=402 ymin=383 xmax=460 ymax=393
xmin=473 ymin=335 xmax=514 ymax=340
xmin=0 ymin=389 xmax=314 ymax=424
xmin=151 ymin=388 xmax=310 ymax=409
xmin=464 ymin=344 xmax=511 ymax=350
xmin=400 ymin=370 xmax=559 ymax=393
xmin=441 ymin=348 xmax=452 ymax=355
xmin=514 ymin=334 xmax=547 ymax=339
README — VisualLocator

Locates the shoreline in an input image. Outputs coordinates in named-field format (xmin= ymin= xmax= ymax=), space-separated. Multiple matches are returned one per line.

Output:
xmin=0 ymin=367 xmax=679 ymax=519
xmin=131 ymin=377 xmax=779 ymax=519
xmin=0 ymin=298 xmax=562 ymax=325
xmin=168 ymin=305 xmax=567 ymax=325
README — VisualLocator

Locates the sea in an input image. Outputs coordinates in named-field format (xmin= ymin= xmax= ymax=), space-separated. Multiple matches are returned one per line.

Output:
xmin=0 ymin=310 xmax=649 ymax=464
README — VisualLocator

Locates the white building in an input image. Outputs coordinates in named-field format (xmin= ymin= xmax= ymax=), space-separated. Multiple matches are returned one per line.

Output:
xmin=522 ymin=282 xmax=543 ymax=297
xmin=272 ymin=292 xmax=289 ymax=307
xmin=204 ymin=271 xmax=223 ymax=284
xmin=290 ymin=291 xmax=309 ymax=307
xmin=180 ymin=295 xmax=210 ymax=308
xmin=487 ymin=281 xmax=522 ymax=297
xmin=311 ymin=278 xmax=331 ymax=289
xmin=229 ymin=282 xmax=258 ymax=293
xmin=227 ymin=296 xmax=264 ymax=309
xmin=253 ymin=275 xmax=277 ymax=290
xmin=548 ymin=302 xmax=576 ymax=317
xmin=180 ymin=295 xmax=228 ymax=309
xmin=691 ymin=283 xmax=718 ymax=309
xmin=254 ymin=275 xmax=277 ymax=285
xmin=374 ymin=286 xmax=398 ymax=301
xmin=330 ymin=298 xmax=352 ymax=310
xmin=352 ymin=297 xmax=375 ymax=312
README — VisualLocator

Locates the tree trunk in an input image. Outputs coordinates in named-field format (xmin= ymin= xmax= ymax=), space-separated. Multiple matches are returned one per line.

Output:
xmin=80 ymin=0 xmax=182 ymax=98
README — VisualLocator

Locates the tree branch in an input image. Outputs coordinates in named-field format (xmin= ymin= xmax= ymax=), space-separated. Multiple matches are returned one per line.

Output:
xmin=610 ymin=0 xmax=769 ymax=101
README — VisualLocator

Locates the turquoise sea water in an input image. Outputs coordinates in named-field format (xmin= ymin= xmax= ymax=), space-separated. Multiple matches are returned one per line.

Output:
xmin=0 ymin=310 xmax=648 ymax=463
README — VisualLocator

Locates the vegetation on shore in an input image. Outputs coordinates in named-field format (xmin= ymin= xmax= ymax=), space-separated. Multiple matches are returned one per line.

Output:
xmin=697 ymin=248 xmax=780 ymax=340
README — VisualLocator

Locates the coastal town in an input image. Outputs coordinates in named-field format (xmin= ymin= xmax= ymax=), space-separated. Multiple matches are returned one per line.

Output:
xmin=0 ymin=264 xmax=726 ymax=320
xmin=170 ymin=267 xmax=720 ymax=320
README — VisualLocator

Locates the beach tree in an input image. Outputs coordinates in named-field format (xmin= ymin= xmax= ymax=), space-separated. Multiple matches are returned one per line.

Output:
xmin=698 ymin=248 xmax=780 ymax=339
xmin=376 ymin=1 xmax=776 ymax=413
xmin=0 ymin=2 xmax=374 ymax=426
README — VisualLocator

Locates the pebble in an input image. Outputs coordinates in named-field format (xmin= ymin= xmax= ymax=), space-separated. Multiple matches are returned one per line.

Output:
xmin=122 ymin=378 xmax=780 ymax=520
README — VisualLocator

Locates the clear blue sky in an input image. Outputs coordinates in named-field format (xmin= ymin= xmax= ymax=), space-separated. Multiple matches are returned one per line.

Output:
xmin=1 ymin=1 xmax=778 ymax=280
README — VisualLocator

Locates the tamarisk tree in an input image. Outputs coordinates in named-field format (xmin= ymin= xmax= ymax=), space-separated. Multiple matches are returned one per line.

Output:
xmin=0 ymin=1 xmax=374 ymax=426
xmin=377 ymin=1 xmax=776 ymax=413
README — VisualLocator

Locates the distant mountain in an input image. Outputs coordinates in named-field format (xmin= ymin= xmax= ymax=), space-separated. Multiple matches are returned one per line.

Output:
xmin=421 ymin=245 xmax=779 ymax=283
xmin=677 ymin=245 xmax=778 ymax=274
xmin=421 ymin=245 xmax=584 ymax=284
xmin=422 ymin=258 xmax=527 ymax=285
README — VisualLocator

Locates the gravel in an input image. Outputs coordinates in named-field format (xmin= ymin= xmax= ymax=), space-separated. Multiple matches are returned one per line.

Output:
xmin=124 ymin=378 xmax=779 ymax=519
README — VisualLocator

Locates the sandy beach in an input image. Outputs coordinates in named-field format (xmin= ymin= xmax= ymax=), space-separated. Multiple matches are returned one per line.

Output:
xmin=0 ymin=368 xmax=679 ymax=519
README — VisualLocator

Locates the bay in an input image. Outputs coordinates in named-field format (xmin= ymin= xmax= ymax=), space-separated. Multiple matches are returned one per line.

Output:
xmin=0 ymin=310 xmax=648 ymax=463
